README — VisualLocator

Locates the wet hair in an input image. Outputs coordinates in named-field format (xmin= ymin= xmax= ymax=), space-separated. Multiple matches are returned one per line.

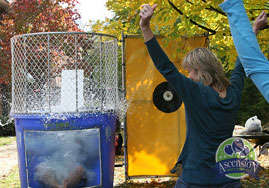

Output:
xmin=182 ymin=48 xmax=230 ymax=91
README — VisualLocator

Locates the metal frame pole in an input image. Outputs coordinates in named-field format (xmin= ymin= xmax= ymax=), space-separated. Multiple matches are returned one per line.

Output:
xmin=121 ymin=32 xmax=130 ymax=181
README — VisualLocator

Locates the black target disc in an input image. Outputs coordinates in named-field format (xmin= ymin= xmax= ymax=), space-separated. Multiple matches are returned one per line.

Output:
xmin=153 ymin=82 xmax=182 ymax=113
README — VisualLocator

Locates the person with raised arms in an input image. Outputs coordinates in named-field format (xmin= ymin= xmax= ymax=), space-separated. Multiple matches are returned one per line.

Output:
xmin=139 ymin=3 xmax=267 ymax=188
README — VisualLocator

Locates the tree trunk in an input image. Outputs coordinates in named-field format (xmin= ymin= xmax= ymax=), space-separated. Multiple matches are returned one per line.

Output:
xmin=0 ymin=0 xmax=9 ymax=14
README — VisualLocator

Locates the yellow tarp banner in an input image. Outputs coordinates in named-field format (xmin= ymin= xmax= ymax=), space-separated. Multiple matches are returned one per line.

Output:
xmin=125 ymin=36 xmax=208 ymax=176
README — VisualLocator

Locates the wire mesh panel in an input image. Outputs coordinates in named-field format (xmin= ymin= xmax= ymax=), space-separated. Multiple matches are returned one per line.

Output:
xmin=11 ymin=32 xmax=118 ymax=115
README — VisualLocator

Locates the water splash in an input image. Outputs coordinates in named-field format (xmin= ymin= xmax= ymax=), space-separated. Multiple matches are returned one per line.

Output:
xmin=117 ymin=62 xmax=154 ymax=121
xmin=115 ymin=93 xmax=128 ymax=123
xmin=0 ymin=91 xmax=14 ymax=127
xmin=0 ymin=116 xmax=14 ymax=127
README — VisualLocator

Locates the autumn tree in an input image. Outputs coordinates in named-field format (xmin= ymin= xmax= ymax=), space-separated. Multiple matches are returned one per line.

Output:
xmin=89 ymin=0 xmax=269 ymax=123
xmin=91 ymin=0 xmax=268 ymax=71
xmin=0 ymin=0 xmax=81 ymax=84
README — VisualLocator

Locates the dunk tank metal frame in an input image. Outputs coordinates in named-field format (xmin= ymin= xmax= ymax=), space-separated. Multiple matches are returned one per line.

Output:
xmin=11 ymin=32 xmax=119 ymax=188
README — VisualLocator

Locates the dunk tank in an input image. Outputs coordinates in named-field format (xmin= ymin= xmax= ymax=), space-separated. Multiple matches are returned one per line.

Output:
xmin=10 ymin=32 xmax=119 ymax=188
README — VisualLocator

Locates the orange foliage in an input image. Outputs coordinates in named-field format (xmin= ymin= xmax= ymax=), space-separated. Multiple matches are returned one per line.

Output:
xmin=0 ymin=0 xmax=81 ymax=84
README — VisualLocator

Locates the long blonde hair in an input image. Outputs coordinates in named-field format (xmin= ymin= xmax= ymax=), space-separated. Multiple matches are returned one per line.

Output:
xmin=182 ymin=48 xmax=230 ymax=91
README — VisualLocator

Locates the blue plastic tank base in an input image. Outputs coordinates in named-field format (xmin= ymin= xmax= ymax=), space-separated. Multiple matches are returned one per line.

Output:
xmin=12 ymin=113 xmax=117 ymax=188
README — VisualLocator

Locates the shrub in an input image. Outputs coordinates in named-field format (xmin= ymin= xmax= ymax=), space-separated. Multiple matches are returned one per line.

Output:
xmin=237 ymin=78 xmax=269 ymax=126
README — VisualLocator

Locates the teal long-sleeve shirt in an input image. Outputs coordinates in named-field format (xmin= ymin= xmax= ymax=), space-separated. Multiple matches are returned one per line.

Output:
xmin=220 ymin=0 xmax=269 ymax=103
xmin=145 ymin=37 xmax=245 ymax=185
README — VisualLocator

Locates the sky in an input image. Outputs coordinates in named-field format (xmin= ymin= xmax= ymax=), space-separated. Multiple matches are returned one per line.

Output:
xmin=76 ymin=0 xmax=114 ymax=30
xmin=6 ymin=0 xmax=113 ymax=31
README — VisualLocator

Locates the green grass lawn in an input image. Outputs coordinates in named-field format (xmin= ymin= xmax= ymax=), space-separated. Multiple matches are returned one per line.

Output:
xmin=0 ymin=136 xmax=268 ymax=187
xmin=0 ymin=136 xmax=16 ymax=147
xmin=1 ymin=166 xmax=267 ymax=188
xmin=0 ymin=167 xmax=268 ymax=188
xmin=0 ymin=136 xmax=19 ymax=187
xmin=0 ymin=167 xmax=20 ymax=188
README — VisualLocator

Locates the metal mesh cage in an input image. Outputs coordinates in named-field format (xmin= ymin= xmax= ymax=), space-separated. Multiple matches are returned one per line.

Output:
xmin=11 ymin=32 xmax=118 ymax=115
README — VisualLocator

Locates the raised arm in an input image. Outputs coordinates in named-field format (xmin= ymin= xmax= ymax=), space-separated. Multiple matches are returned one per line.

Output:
xmin=229 ymin=11 xmax=268 ymax=93
xmin=139 ymin=4 xmax=200 ymax=102
xmin=139 ymin=4 xmax=157 ymax=42
xmin=220 ymin=0 xmax=269 ymax=103
xmin=252 ymin=11 xmax=268 ymax=35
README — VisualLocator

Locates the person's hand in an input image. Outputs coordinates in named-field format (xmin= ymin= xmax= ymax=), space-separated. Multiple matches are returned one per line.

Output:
xmin=253 ymin=11 xmax=268 ymax=35
xmin=139 ymin=4 xmax=157 ymax=30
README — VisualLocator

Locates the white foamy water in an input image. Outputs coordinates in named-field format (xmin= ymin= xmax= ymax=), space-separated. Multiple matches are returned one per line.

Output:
xmin=11 ymin=32 xmax=121 ymax=118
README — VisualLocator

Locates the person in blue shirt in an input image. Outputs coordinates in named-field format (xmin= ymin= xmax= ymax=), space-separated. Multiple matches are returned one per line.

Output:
xmin=220 ymin=0 xmax=269 ymax=103
xmin=139 ymin=3 xmax=267 ymax=188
